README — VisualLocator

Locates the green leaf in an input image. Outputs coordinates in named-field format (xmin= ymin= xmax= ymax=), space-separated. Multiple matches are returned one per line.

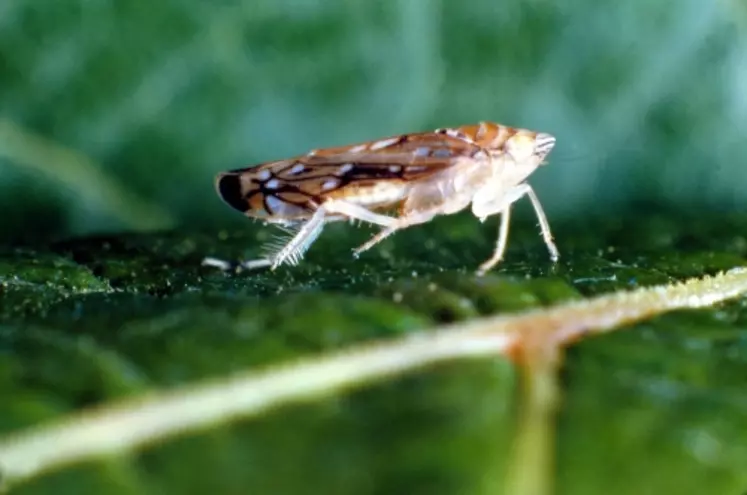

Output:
xmin=1 ymin=209 xmax=747 ymax=495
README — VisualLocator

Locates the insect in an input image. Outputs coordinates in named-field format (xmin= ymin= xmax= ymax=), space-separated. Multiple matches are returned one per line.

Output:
xmin=203 ymin=121 xmax=559 ymax=276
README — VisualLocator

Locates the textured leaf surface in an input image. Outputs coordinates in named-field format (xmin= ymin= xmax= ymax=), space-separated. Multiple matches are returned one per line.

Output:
xmin=1 ymin=209 xmax=746 ymax=494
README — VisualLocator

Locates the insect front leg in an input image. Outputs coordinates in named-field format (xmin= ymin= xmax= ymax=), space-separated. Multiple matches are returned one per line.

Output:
xmin=472 ymin=183 xmax=559 ymax=275
xmin=524 ymin=185 xmax=559 ymax=262
xmin=476 ymin=206 xmax=511 ymax=275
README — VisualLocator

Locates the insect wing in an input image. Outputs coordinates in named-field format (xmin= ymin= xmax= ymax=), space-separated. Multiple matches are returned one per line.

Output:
xmin=291 ymin=130 xmax=483 ymax=179
xmin=215 ymin=129 xmax=484 ymax=218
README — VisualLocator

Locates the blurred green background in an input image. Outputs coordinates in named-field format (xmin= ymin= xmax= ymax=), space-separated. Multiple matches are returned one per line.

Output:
xmin=1 ymin=0 xmax=745 ymax=243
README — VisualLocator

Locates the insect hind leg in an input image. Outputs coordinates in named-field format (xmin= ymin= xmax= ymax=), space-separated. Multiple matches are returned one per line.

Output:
xmin=251 ymin=199 xmax=400 ymax=269
xmin=202 ymin=207 xmax=328 ymax=272
xmin=260 ymin=208 xmax=327 ymax=269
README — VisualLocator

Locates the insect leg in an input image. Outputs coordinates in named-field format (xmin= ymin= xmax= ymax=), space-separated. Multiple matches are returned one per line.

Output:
xmin=255 ymin=206 xmax=328 ymax=270
xmin=524 ymin=185 xmax=560 ymax=262
xmin=352 ymin=209 xmax=438 ymax=257
xmin=322 ymin=199 xmax=398 ymax=227
xmin=203 ymin=207 xmax=328 ymax=272
xmin=472 ymin=183 xmax=559 ymax=274
xmin=476 ymin=206 xmax=511 ymax=276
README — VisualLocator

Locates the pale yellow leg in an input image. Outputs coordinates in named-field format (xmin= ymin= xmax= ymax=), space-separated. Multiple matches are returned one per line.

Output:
xmin=353 ymin=210 xmax=437 ymax=257
xmin=525 ymin=186 xmax=559 ymax=262
xmin=474 ymin=184 xmax=559 ymax=275
xmin=476 ymin=206 xmax=511 ymax=276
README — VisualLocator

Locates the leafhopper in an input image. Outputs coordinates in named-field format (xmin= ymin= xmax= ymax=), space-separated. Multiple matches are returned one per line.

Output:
xmin=205 ymin=121 xmax=559 ymax=275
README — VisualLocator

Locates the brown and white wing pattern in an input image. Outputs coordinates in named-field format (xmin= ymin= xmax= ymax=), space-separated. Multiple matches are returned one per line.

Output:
xmin=214 ymin=128 xmax=486 ymax=221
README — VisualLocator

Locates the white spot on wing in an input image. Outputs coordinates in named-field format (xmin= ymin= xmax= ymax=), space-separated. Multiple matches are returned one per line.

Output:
xmin=265 ymin=195 xmax=303 ymax=216
xmin=414 ymin=146 xmax=431 ymax=157
xmin=322 ymin=179 xmax=340 ymax=190
xmin=348 ymin=144 xmax=367 ymax=153
xmin=257 ymin=169 xmax=272 ymax=181
xmin=431 ymin=148 xmax=452 ymax=158
xmin=338 ymin=163 xmax=354 ymax=174
xmin=264 ymin=195 xmax=284 ymax=214
xmin=369 ymin=137 xmax=400 ymax=151
xmin=389 ymin=165 xmax=402 ymax=173
xmin=265 ymin=179 xmax=280 ymax=189
xmin=289 ymin=163 xmax=305 ymax=175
